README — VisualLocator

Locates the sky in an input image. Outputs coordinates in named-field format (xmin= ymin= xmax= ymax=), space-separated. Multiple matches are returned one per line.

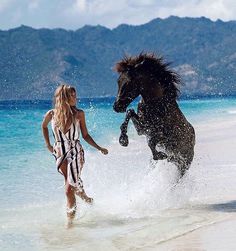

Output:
xmin=0 ymin=0 xmax=236 ymax=30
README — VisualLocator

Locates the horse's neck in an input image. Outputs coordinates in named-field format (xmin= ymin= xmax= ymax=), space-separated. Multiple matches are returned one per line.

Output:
xmin=140 ymin=95 xmax=167 ymax=105
xmin=140 ymin=85 xmax=179 ymax=111
xmin=140 ymin=86 xmax=164 ymax=103
xmin=140 ymin=95 xmax=178 ymax=113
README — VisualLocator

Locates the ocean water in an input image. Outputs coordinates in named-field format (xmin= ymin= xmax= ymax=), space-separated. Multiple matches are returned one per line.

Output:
xmin=1 ymin=97 xmax=236 ymax=250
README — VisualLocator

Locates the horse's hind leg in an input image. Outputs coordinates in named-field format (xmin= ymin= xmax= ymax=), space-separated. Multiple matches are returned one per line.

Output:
xmin=148 ymin=137 xmax=168 ymax=160
xmin=177 ymin=151 xmax=194 ymax=178
xmin=179 ymin=163 xmax=190 ymax=177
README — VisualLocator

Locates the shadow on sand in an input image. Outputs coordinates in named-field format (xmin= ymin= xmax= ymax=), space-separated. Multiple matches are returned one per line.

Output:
xmin=205 ymin=200 xmax=236 ymax=213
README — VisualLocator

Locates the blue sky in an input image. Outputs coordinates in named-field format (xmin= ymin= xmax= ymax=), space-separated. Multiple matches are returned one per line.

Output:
xmin=0 ymin=0 xmax=236 ymax=30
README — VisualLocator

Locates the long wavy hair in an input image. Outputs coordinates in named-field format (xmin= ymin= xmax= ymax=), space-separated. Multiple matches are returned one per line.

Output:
xmin=53 ymin=84 xmax=76 ymax=132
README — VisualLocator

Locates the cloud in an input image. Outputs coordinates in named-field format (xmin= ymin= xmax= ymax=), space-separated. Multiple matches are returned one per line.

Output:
xmin=60 ymin=0 xmax=236 ymax=28
xmin=73 ymin=0 xmax=87 ymax=12
xmin=61 ymin=0 xmax=236 ymax=29
xmin=28 ymin=0 xmax=39 ymax=11
xmin=0 ymin=0 xmax=13 ymax=12
xmin=157 ymin=0 xmax=236 ymax=21
xmin=0 ymin=0 xmax=236 ymax=30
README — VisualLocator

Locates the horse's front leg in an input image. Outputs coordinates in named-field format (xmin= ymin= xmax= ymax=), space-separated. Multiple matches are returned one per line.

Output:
xmin=119 ymin=109 xmax=143 ymax=146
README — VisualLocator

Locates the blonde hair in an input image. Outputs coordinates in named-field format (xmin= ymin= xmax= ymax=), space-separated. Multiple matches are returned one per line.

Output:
xmin=53 ymin=84 xmax=76 ymax=132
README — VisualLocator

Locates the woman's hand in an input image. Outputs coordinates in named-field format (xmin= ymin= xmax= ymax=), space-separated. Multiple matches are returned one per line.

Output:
xmin=99 ymin=147 xmax=108 ymax=155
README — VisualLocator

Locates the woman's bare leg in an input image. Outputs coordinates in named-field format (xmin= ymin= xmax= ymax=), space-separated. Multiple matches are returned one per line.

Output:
xmin=59 ymin=161 xmax=76 ymax=220
xmin=65 ymin=184 xmax=77 ymax=221
xmin=76 ymin=189 xmax=93 ymax=204
xmin=76 ymin=166 xmax=93 ymax=204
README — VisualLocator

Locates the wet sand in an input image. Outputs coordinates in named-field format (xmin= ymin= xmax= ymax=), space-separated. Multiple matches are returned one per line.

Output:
xmin=157 ymin=215 xmax=236 ymax=251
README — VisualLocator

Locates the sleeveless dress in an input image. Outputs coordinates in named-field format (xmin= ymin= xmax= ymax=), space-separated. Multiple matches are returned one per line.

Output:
xmin=51 ymin=111 xmax=85 ymax=192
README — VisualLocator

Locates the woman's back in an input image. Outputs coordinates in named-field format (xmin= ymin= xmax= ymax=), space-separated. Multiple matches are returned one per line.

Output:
xmin=51 ymin=110 xmax=81 ymax=143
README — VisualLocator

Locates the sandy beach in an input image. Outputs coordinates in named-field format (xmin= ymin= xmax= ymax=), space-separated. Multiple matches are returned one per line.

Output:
xmin=157 ymin=215 xmax=236 ymax=251
xmin=156 ymin=116 xmax=236 ymax=251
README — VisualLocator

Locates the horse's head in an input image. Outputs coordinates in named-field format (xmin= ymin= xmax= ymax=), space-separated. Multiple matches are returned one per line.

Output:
xmin=113 ymin=53 xmax=181 ymax=112
xmin=113 ymin=66 xmax=141 ymax=112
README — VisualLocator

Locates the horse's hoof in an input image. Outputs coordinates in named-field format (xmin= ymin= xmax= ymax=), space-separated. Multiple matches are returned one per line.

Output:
xmin=153 ymin=151 xmax=168 ymax=160
xmin=119 ymin=134 xmax=129 ymax=147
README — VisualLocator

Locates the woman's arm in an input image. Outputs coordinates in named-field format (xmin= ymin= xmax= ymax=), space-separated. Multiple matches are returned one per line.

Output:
xmin=77 ymin=110 xmax=108 ymax=155
xmin=41 ymin=110 xmax=53 ymax=153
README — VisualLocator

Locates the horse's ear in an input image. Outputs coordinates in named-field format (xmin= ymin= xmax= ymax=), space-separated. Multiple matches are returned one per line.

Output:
xmin=115 ymin=62 xmax=132 ymax=73
xmin=134 ymin=59 xmax=154 ymax=72
xmin=114 ymin=62 xmax=124 ymax=73
xmin=134 ymin=60 xmax=145 ymax=69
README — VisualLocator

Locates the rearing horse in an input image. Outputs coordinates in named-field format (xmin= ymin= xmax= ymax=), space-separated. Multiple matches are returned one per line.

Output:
xmin=113 ymin=53 xmax=195 ymax=176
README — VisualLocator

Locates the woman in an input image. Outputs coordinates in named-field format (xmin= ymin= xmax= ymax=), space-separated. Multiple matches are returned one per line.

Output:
xmin=42 ymin=84 xmax=108 ymax=223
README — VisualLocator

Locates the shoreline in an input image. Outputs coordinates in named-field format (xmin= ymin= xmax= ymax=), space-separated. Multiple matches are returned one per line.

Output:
xmin=1 ymin=94 xmax=236 ymax=103
xmin=156 ymin=214 xmax=236 ymax=251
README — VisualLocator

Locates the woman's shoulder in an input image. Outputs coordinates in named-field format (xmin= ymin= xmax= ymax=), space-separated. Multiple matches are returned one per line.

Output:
xmin=42 ymin=109 xmax=54 ymax=125
xmin=74 ymin=108 xmax=85 ymax=119
xmin=44 ymin=109 xmax=54 ymax=117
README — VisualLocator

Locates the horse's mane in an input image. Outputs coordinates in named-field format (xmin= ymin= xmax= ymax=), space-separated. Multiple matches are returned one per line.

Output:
xmin=115 ymin=53 xmax=181 ymax=99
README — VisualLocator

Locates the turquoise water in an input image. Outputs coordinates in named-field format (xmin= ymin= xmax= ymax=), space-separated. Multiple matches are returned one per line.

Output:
xmin=1 ymin=97 xmax=236 ymax=250
xmin=1 ymin=96 xmax=236 ymax=152
xmin=1 ymin=97 xmax=236 ymax=207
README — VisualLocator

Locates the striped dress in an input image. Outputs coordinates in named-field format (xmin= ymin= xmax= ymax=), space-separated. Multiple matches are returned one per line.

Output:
xmin=51 ymin=111 xmax=85 ymax=192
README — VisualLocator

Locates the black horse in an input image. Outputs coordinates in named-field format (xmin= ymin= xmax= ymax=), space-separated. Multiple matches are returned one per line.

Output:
xmin=113 ymin=53 xmax=195 ymax=176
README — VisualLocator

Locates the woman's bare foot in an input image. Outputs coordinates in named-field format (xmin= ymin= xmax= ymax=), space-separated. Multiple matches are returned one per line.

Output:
xmin=66 ymin=205 xmax=77 ymax=226
xmin=75 ymin=189 xmax=93 ymax=204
